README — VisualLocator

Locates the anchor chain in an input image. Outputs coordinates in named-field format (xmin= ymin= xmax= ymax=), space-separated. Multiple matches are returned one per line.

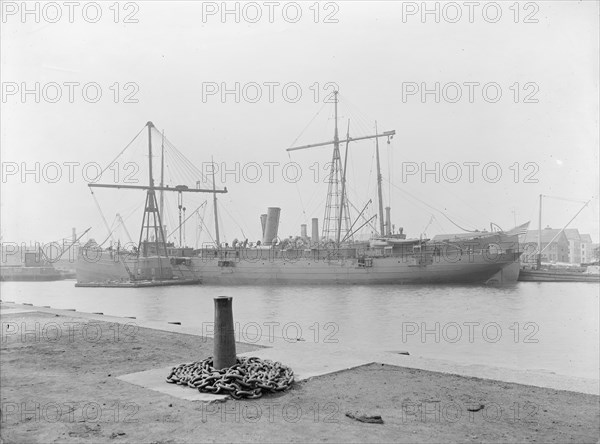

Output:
xmin=166 ymin=356 xmax=294 ymax=399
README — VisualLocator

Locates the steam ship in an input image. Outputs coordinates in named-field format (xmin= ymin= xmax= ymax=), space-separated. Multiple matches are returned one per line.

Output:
xmin=76 ymin=95 xmax=522 ymax=286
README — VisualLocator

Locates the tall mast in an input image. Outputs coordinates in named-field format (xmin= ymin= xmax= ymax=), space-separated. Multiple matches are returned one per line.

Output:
xmin=375 ymin=121 xmax=385 ymax=236
xmin=337 ymin=120 xmax=351 ymax=244
xmin=286 ymin=92 xmax=395 ymax=241
xmin=90 ymin=121 xmax=228 ymax=265
xmin=143 ymin=121 xmax=155 ymax=256
xmin=334 ymin=91 xmax=339 ymax=147
xmin=212 ymin=156 xmax=220 ymax=248
xmin=160 ymin=130 xmax=165 ymax=239
xmin=178 ymin=191 xmax=183 ymax=246
xmin=322 ymin=91 xmax=348 ymax=240
xmin=137 ymin=121 xmax=168 ymax=259
xmin=537 ymin=194 xmax=542 ymax=269
xmin=148 ymin=122 xmax=154 ymax=187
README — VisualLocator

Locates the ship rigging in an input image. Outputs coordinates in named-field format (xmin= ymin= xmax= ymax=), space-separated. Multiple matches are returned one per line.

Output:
xmin=287 ymin=91 xmax=395 ymax=245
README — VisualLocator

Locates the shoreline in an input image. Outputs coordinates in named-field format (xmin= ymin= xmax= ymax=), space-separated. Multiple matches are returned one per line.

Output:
xmin=1 ymin=301 xmax=598 ymax=396
xmin=1 ymin=302 xmax=599 ymax=443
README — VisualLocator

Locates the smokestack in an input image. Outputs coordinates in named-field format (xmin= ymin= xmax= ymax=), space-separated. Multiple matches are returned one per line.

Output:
xmin=385 ymin=207 xmax=391 ymax=236
xmin=300 ymin=224 xmax=307 ymax=238
xmin=72 ymin=228 xmax=76 ymax=243
xmin=311 ymin=218 xmax=319 ymax=244
xmin=262 ymin=207 xmax=281 ymax=245
xmin=260 ymin=214 xmax=267 ymax=238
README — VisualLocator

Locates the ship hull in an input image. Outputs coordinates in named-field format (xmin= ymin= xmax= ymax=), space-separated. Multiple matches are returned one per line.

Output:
xmin=75 ymin=253 xmax=200 ymax=284
xmin=76 ymin=253 xmax=518 ymax=285
xmin=518 ymin=269 xmax=600 ymax=283
xmin=187 ymin=253 xmax=521 ymax=285
xmin=76 ymin=234 xmax=522 ymax=286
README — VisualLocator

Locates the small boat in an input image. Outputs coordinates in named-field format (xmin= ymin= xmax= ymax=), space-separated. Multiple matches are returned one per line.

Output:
xmin=519 ymin=264 xmax=600 ymax=282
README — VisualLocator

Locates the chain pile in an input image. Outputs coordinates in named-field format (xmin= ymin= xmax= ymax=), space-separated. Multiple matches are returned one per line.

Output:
xmin=166 ymin=356 xmax=294 ymax=399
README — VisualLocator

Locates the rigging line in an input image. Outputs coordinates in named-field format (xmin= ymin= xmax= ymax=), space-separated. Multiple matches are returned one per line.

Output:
xmin=365 ymin=146 xmax=376 ymax=201
xmin=433 ymin=182 xmax=492 ymax=222
xmin=437 ymin=213 xmax=478 ymax=234
xmin=169 ymin=145 xmax=210 ymax=188
xmin=297 ymin=191 xmax=325 ymax=224
xmin=162 ymin=139 xmax=190 ymax=181
xmin=163 ymin=148 xmax=183 ymax=183
xmin=387 ymin=139 xmax=392 ymax=205
xmin=541 ymin=194 xmax=590 ymax=204
xmin=163 ymin=152 xmax=178 ymax=189
xmin=338 ymin=94 xmax=385 ymax=137
xmin=219 ymin=203 xmax=247 ymax=240
xmin=168 ymin=150 xmax=189 ymax=186
xmin=165 ymin=142 xmax=199 ymax=185
xmin=121 ymin=202 xmax=144 ymax=221
xmin=336 ymin=99 xmax=370 ymax=139
xmin=382 ymin=176 xmax=458 ymax=223
xmin=195 ymin=205 xmax=209 ymax=249
xmin=98 ymin=216 xmax=118 ymax=247
xmin=166 ymin=202 xmax=206 ymax=239
xmin=98 ymin=125 xmax=146 ymax=178
xmin=292 ymin=193 xmax=328 ymax=227
xmin=197 ymin=209 xmax=217 ymax=245
xmin=158 ymin=136 xmax=192 ymax=183
xmin=383 ymin=178 xmax=480 ymax=231
xmin=287 ymin=154 xmax=308 ymax=219
xmin=434 ymin=215 xmax=447 ymax=233
xmin=162 ymin=193 xmax=176 ymax=240
xmin=287 ymin=101 xmax=329 ymax=148
xmin=89 ymin=189 xmax=114 ymax=245
xmin=347 ymin=199 xmax=378 ymax=233
xmin=217 ymin=205 xmax=226 ymax=243
xmin=165 ymin=145 xmax=176 ymax=190
xmin=421 ymin=214 xmax=435 ymax=236
xmin=100 ymin=213 xmax=129 ymax=247
xmin=161 ymin=135 xmax=209 ymax=184
xmin=223 ymin=198 xmax=253 ymax=237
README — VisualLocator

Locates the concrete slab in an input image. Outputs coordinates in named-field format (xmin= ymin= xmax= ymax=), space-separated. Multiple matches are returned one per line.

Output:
xmin=238 ymin=344 xmax=371 ymax=381
xmin=365 ymin=351 xmax=600 ymax=396
xmin=117 ymin=366 xmax=228 ymax=402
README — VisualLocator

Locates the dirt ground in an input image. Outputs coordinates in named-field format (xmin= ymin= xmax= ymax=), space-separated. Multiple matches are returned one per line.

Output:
xmin=1 ymin=309 xmax=599 ymax=443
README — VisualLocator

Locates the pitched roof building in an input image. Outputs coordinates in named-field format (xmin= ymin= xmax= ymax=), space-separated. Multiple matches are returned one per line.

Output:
xmin=520 ymin=227 xmax=569 ymax=263
xmin=520 ymin=227 xmax=596 ymax=264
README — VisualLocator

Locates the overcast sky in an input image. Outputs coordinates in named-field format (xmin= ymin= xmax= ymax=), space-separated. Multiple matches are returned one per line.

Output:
xmin=1 ymin=1 xmax=599 ymax=247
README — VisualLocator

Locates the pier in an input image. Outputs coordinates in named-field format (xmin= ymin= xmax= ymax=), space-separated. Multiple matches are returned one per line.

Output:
xmin=1 ymin=301 xmax=598 ymax=443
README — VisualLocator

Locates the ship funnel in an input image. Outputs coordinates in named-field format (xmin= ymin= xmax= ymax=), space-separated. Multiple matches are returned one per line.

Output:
xmin=262 ymin=207 xmax=281 ymax=246
xmin=260 ymin=214 xmax=267 ymax=238
xmin=311 ymin=218 xmax=319 ymax=244
xmin=385 ymin=207 xmax=391 ymax=236
xmin=300 ymin=224 xmax=307 ymax=238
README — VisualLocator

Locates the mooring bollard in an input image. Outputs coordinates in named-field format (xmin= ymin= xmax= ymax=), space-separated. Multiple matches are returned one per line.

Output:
xmin=213 ymin=296 xmax=237 ymax=370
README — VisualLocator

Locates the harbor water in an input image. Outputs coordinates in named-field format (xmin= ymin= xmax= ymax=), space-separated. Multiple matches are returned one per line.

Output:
xmin=1 ymin=281 xmax=598 ymax=381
